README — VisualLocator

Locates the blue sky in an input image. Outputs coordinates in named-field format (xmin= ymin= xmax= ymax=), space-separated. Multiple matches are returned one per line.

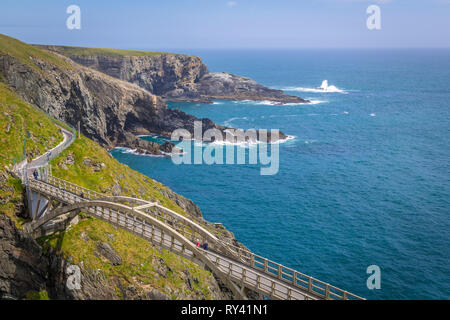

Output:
xmin=1 ymin=0 xmax=449 ymax=49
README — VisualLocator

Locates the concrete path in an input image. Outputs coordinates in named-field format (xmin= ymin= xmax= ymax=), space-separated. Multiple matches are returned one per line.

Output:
xmin=26 ymin=126 xmax=74 ymax=170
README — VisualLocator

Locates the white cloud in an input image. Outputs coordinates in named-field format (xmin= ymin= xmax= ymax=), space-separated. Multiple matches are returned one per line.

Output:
xmin=227 ymin=1 xmax=237 ymax=7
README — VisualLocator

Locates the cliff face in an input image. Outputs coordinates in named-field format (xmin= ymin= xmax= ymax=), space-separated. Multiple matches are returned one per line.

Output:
xmin=38 ymin=45 xmax=308 ymax=104
xmin=0 ymin=37 xmax=225 ymax=155
xmin=0 ymin=215 xmax=48 ymax=300
xmin=65 ymin=52 xmax=209 ymax=101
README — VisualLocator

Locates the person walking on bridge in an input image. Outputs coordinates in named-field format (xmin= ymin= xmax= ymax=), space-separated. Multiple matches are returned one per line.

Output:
xmin=33 ymin=169 xmax=38 ymax=180
xmin=202 ymin=241 xmax=209 ymax=251
xmin=196 ymin=239 xmax=201 ymax=247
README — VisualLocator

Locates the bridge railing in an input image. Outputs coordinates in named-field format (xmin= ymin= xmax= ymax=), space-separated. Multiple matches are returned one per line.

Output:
xmin=17 ymin=126 xmax=76 ymax=184
xmin=140 ymin=205 xmax=250 ymax=260
xmin=44 ymin=175 xmax=246 ymax=261
xmin=47 ymin=175 xmax=103 ymax=200
xmin=38 ymin=175 xmax=364 ymax=300
xmin=215 ymin=238 xmax=364 ymax=300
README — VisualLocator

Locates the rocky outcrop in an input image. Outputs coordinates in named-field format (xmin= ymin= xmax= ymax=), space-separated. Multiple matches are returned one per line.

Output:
xmin=38 ymin=45 xmax=308 ymax=104
xmin=0 ymin=215 xmax=48 ymax=300
xmin=195 ymin=72 xmax=307 ymax=103
xmin=95 ymin=242 xmax=122 ymax=266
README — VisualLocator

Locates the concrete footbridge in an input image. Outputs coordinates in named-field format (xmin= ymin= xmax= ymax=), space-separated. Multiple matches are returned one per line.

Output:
xmin=17 ymin=126 xmax=364 ymax=300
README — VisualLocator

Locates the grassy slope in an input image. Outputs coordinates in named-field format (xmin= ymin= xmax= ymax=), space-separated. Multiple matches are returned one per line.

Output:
xmin=0 ymin=34 xmax=71 ymax=71
xmin=38 ymin=213 xmax=214 ymax=299
xmin=0 ymin=82 xmax=63 ymax=166
xmin=50 ymin=135 xmax=189 ymax=213
xmin=44 ymin=45 xmax=171 ymax=58
xmin=0 ymin=82 xmax=63 ymax=226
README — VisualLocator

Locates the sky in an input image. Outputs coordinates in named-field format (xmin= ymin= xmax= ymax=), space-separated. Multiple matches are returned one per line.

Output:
xmin=0 ymin=0 xmax=449 ymax=50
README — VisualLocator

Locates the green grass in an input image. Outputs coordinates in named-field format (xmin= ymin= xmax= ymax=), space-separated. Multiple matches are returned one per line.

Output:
xmin=25 ymin=290 xmax=50 ymax=300
xmin=50 ymin=135 xmax=190 ymax=213
xmin=0 ymin=34 xmax=72 ymax=71
xmin=0 ymin=82 xmax=63 ymax=228
xmin=0 ymin=82 xmax=63 ymax=167
xmin=44 ymin=45 xmax=174 ymax=58
xmin=0 ymin=176 xmax=26 ymax=228
xmin=38 ymin=214 xmax=215 ymax=299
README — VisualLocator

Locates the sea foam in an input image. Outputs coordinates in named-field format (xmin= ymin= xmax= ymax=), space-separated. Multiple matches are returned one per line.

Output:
xmin=281 ymin=80 xmax=347 ymax=94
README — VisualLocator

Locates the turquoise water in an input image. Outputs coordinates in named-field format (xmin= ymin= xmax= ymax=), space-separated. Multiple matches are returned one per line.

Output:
xmin=111 ymin=49 xmax=450 ymax=299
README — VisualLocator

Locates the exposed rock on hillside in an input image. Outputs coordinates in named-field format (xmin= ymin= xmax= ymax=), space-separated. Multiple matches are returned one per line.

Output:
xmin=0 ymin=215 xmax=48 ymax=299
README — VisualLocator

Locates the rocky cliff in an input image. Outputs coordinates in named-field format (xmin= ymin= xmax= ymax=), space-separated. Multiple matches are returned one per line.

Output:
xmin=0 ymin=35 xmax=230 ymax=155
xmin=38 ymin=45 xmax=308 ymax=104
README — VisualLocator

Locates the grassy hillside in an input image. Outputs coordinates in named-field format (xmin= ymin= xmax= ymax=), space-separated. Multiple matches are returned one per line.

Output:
xmin=0 ymin=82 xmax=63 ymax=166
xmin=0 ymin=82 xmax=63 ymax=226
xmin=0 ymin=34 xmax=71 ymax=71
xmin=38 ymin=213 xmax=217 ymax=299
xmin=50 ymin=135 xmax=190 ymax=214
xmin=42 ymin=45 xmax=171 ymax=58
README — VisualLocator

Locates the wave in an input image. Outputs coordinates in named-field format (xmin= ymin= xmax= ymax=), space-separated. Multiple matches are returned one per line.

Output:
xmin=282 ymin=86 xmax=346 ymax=94
xmin=277 ymin=135 xmax=296 ymax=144
xmin=307 ymin=99 xmax=328 ymax=105
xmin=185 ymin=134 xmax=296 ymax=148
xmin=113 ymin=147 xmax=167 ymax=157
xmin=232 ymin=100 xmax=307 ymax=106
xmin=280 ymin=80 xmax=347 ymax=94
xmin=223 ymin=116 xmax=249 ymax=126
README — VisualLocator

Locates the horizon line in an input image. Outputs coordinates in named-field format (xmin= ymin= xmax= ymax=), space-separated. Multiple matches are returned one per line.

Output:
xmin=31 ymin=43 xmax=450 ymax=51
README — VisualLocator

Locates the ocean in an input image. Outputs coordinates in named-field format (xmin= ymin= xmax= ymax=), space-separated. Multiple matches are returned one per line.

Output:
xmin=111 ymin=49 xmax=450 ymax=299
